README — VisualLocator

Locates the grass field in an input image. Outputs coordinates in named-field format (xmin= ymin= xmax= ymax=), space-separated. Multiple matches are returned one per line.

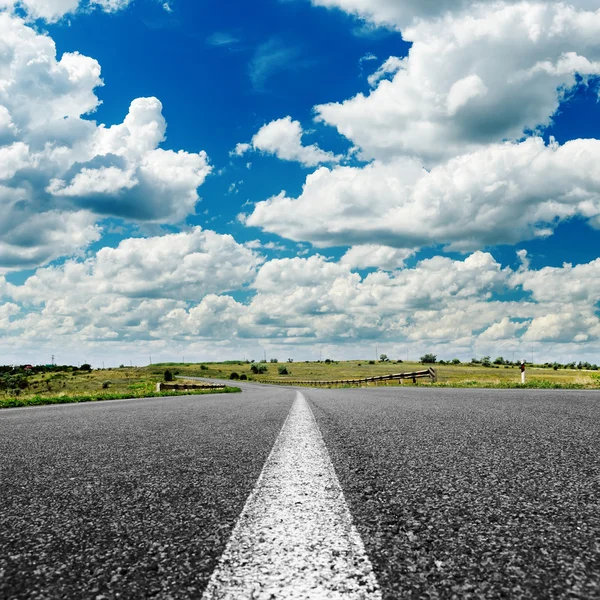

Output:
xmin=0 ymin=366 xmax=240 ymax=409
xmin=163 ymin=360 xmax=600 ymax=390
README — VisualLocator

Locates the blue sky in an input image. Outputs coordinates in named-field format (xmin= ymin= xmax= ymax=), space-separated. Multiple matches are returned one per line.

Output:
xmin=1 ymin=0 xmax=600 ymax=366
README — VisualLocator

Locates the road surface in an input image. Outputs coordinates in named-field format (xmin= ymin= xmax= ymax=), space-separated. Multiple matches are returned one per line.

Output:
xmin=1 ymin=383 xmax=598 ymax=598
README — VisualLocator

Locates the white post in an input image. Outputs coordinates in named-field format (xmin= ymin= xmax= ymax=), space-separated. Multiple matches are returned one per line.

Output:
xmin=156 ymin=382 xmax=161 ymax=392
xmin=521 ymin=371 xmax=525 ymax=384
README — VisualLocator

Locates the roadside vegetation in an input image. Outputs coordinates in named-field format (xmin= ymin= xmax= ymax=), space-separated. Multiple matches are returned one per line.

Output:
xmin=156 ymin=357 xmax=600 ymax=390
xmin=0 ymin=364 xmax=240 ymax=409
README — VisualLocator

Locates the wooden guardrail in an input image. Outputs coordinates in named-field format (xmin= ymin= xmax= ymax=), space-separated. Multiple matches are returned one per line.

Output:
xmin=262 ymin=368 xmax=437 ymax=387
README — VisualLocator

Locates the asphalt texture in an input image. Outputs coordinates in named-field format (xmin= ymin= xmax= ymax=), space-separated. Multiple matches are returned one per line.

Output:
xmin=0 ymin=386 xmax=294 ymax=599
xmin=307 ymin=387 xmax=600 ymax=599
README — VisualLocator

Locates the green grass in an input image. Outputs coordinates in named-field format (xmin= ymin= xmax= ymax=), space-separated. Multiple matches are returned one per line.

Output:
xmin=0 ymin=387 xmax=241 ymax=409
xmin=0 ymin=365 xmax=241 ymax=409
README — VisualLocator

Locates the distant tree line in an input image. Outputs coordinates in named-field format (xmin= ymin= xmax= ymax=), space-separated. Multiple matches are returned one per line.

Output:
xmin=419 ymin=355 xmax=598 ymax=370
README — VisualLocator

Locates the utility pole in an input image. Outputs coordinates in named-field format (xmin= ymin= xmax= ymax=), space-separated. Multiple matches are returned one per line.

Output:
xmin=375 ymin=345 xmax=378 ymax=361
xmin=149 ymin=355 xmax=152 ymax=365
xmin=51 ymin=354 xmax=55 ymax=366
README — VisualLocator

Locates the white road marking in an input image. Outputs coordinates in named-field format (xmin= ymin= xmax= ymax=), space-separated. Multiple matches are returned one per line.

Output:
xmin=202 ymin=391 xmax=382 ymax=600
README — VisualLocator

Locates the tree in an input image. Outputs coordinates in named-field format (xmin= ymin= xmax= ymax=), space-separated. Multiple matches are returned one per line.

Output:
xmin=493 ymin=356 xmax=505 ymax=365
xmin=80 ymin=363 xmax=92 ymax=371
xmin=420 ymin=353 xmax=437 ymax=364
xmin=164 ymin=369 xmax=174 ymax=382
xmin=481 ymin=356 xmax=491 ymax=367
xmin=287 ymin=358 xmax=294 ymax=363
xmin=452 ymin=358 xmax=461 ymax=365
xmin=379 ymin=354 xmax=389 ymax=362
xmin=270 ymin=358 xmax=278 ymax=363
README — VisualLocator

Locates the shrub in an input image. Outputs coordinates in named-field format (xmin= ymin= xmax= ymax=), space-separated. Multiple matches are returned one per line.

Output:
xmin=80 ymin=363 xmax=92 ymax=371
xmin=230 ymin=372 xmax=240 ymax=380
xmin=164 ymin=369 xmax=174 ymax=382
xmin=368 ymin=360 xmax=375 ymax=365
xmin=481 ymin=356 xmax=491 ymax=367
xmin=200 ymin=364 xmax=208 ymax=370
xmin=270 ymin=358 xmax=278 ymax=363
xmin=278 ymin=366 xmax=289 ymax=375
xmin=102 ymin=381 xmax=111 ymax=389
xmin=239 ymin=374 xmax=247 ymax=380
xmin=452 ymin=358 xmax=461 ymax=364
xmin=420 ymin=353 xmax=437 ymax=364
xmin=250 ymin=364 xmax=267 ymax=374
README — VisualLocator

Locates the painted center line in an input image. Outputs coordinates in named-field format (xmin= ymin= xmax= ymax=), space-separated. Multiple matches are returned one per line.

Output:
xmin=202 ymin=391 xmax=382 ymax=600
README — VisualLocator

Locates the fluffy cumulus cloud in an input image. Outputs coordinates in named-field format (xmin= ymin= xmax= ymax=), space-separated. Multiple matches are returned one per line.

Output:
xmin=0 ymin=0 xmax=131 ymax=22
xmin=340 ymin=245 xmax=415 ymax=270
xmin=0 ymin=13 xmax=211 ymax=269
xmin=246 ymin=137 xmax=600 ymax=250
xmin=234 ymin=116 xmax=341 ymax=167
xmin=3 ymin=246 xmax=600 ymax=361
xmin=310 ymin=0 xmax=600 ymax=32
xmin=0 ymin=228 xmax=261 ymax=352
xmin=9 ymin=228 xmax=261 ymax=305
xmin=316 ymin=3 xmax=600 ymax=163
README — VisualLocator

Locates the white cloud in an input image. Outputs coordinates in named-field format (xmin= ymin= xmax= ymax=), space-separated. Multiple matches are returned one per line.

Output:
xmin=479 ymin=317 xmax=525 ymax=341
xmin=0 ymin=14 xmax=211 ymax=269
xmin=511 ymin=258 xmax=600 ymax=305
xmin=341 ymin=245 xmax=415 ymax=270
xmin=3 ymin=247 xmax=600 ymax=360
xmin=367 ymin=56 xmax=403 ymax=87
xmin=232 ymin=142 xmax=251 ymax=156
xmin=0 ymin=206 xmax=101 ymax=273
xmin=309 ymin=0 xmax=600 ymax=31
xmin=0 ymin=0 xmax=131 ymax=21
xmin=315 ymin=3 xmax=600 ymax=163
xmin=10 ymin=227 xmax=261 ymax=304
xmin=235 ymin=116 xmax=341 ymax=167
xmin=246 ymin=137 xmax=600 ymax=250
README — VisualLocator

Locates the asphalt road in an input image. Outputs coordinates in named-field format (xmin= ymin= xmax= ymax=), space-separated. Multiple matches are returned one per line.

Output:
xmin=308 ymin=387 xmax=600 ymax=599
xmin=1 ymin=384 xmax=598 ymax=599
xmin=0 ymin=386 xmax=294 ymax=599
